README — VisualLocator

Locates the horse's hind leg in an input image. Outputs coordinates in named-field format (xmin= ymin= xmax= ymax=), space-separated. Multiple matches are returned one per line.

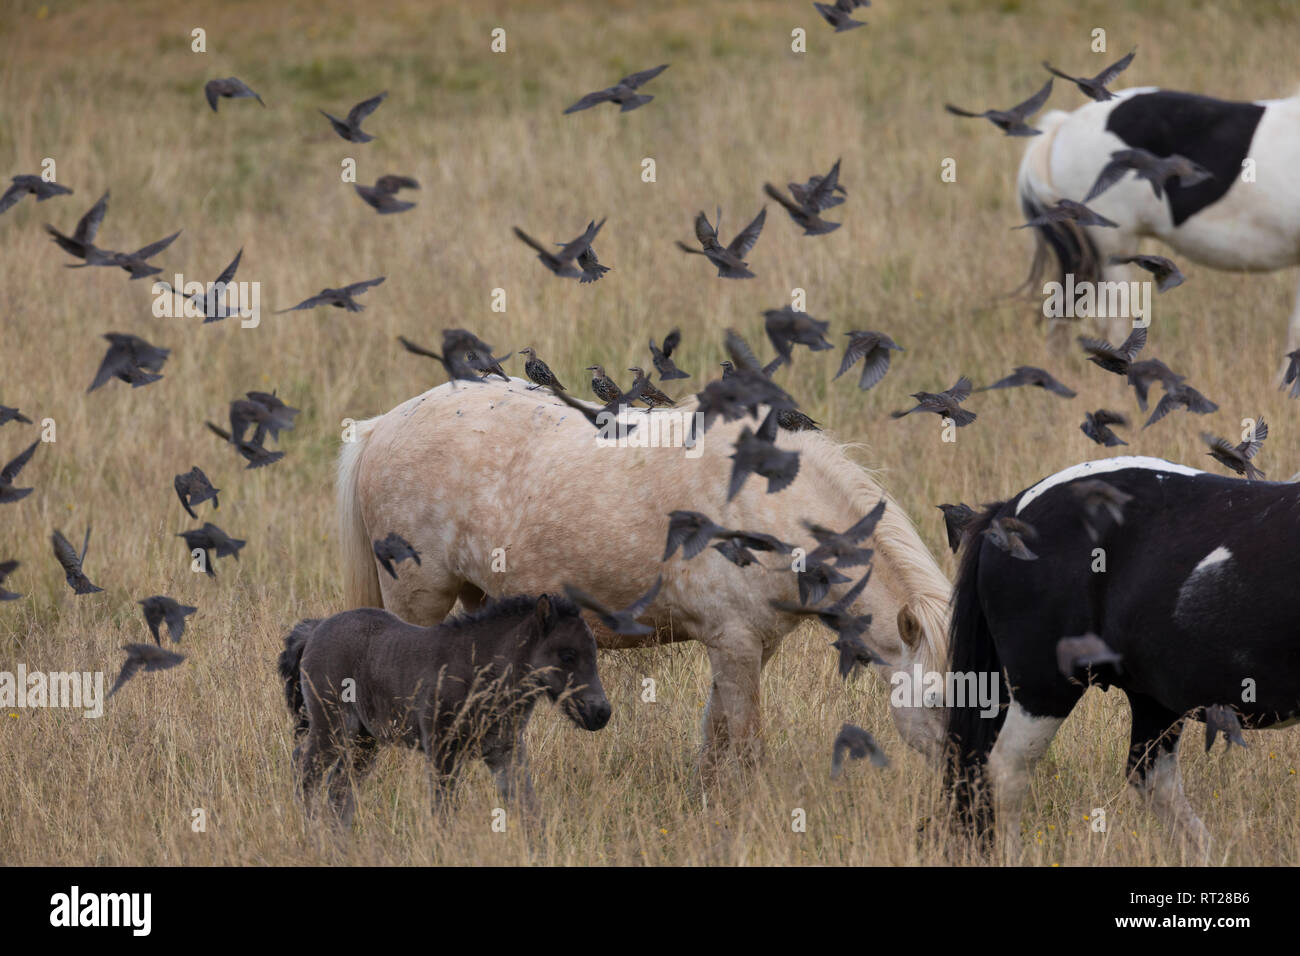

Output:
xmin=1277 ymin=270 xmax=1300 ymax=386
xmin=1098 ymin=234 xmax=1143 ymax=344
xmin=327 ymin=732 xmax=378 ymax=827
xmin=986 ymin=698 xmax=1065 ymax=861
xmin=1125 ymin=692 xmax=1211 ymax=861
xmin=699 ymin=631 xmax=764 ymax=781
xmin=296 ymin=732 xmax=337 ymax=818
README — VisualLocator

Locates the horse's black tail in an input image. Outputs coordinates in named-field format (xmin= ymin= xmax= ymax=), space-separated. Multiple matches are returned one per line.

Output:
xmin=944 ymin=503 xmax=1009 ymax=841
xmin=278 ymin=619 xmax=320 ymax=740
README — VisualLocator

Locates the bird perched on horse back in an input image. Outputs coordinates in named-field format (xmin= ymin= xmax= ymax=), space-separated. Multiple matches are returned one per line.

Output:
xmin=519 ymin=347 xmax=567 ymax=392
xmin=627 ymin=367 xmax=675 ymax=407
xmin=587 ymin=366 xmax=623 ymax=405
xmin=1202 ymin=419 xmax=1267 ymax=480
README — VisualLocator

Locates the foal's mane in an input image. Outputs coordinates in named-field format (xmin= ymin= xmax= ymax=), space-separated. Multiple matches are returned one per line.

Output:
xmin=446 ymin=592 xmax=582 ymax=631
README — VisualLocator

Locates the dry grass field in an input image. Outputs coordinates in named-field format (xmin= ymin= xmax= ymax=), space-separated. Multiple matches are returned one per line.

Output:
xmin=1 ymin=0 xmax=1298 ymax=866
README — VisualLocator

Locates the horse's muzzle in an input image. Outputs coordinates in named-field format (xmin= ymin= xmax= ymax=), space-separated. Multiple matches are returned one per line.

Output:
xmin=577 ymin=696 xmax=611 ymax=731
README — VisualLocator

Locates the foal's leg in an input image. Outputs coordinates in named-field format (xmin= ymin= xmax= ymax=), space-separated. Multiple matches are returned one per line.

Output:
xmin=323 ymin=744 xmax=359 ymax=825
xmin=484 ymin=734 xmax=538 ymax=815
xmin=419 ymin=716 xmax=461 ymax=817
xmin=297 ymin=717 xmax=348 ymax=822
xmin=296 ymin=732 xmax=330 ymax=813
xmin=985 ymin=698 xmax=1065 ymax=860
xmin=430 ymin=752 xmax=460 ymax=817
xmin=699 ymin=630 xmax=764 ymax=779
xmin=1126 ymin=692 xmax=1211 ymax=861
xmin=328 ymin=733 xmax=378 ymax=827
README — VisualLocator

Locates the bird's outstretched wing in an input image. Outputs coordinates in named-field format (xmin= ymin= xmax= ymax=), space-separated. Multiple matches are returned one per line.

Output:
xmin=1 ymin=439 xmax=39 ymax=485
xmin=621 ymin=64 xmax=669 ymax=89
xmin=563 ymin=89 xmax=616 ymax=114
xmin=727 ymin=208 xmax=766 ymax=258
xmin=347 ymin=92 xmax=387 ymax=126
xmin=1093 ymin=50 xmax=1136 ymax=88
xmin=75 ymin=191 xmax=109 ymax=244
xmin=622 ymin=575 xmax=663 ymax=619
xmin=1009 ymin=78 xmax=1053 ymax=118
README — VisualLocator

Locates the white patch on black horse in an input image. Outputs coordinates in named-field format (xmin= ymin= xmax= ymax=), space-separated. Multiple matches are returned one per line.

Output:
xmin=1173 ymin=545 xmax=1239 ymax=631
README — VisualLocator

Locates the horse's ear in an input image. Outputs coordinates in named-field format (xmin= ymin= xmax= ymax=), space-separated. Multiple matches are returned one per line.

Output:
xmin=535 ymin=594 xmax=554 ymax=633
xmin=897 ymin=604 xmax=923 ymax=648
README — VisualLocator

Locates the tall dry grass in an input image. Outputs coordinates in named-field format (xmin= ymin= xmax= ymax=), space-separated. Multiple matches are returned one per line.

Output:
xmin=0 ymin=0 xmax=1297 ymax=865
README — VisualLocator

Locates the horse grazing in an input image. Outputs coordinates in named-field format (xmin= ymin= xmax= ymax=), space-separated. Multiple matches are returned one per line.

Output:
xmin=336 ymin=378 xmax=952 ymax=767
xmin=1018 ymin=86 xmax=1300 ymax=350
xmin=278 ymin=593 xmax=609 ymax=823
xmin=946 ymin=456 xmax=1300 ymax=857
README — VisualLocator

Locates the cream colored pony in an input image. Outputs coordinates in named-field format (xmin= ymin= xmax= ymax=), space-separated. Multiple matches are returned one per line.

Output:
xmin=337 ymin=379 xmax=951 ymax=767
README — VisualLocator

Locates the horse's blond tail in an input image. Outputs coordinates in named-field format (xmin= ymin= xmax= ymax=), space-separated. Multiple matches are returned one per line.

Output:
xmin=1017 ymin=108 xmax=1069 ymax=201
xmin=1013 ymin=108 xmax=1101 ymax=299
xmin=337 ymin=417 xmax=382 ymax=610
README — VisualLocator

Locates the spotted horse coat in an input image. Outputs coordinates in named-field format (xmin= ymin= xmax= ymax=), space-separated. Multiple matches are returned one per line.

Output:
xmin=945 ymin=456 xmax=1300 ymax=859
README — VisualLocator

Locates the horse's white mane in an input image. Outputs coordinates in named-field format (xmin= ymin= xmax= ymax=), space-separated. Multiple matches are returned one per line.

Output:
xmin=790 ymin=429 xmax=952 ymax=673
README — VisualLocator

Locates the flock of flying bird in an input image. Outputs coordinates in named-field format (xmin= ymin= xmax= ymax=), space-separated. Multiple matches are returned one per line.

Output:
xmin=0 ymin=77 xmax=389 ymax=698
xmin=0 ymin=15 xmax=1271 ymax=771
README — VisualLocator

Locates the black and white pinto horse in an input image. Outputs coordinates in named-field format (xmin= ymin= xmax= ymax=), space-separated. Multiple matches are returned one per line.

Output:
xmin=946 ymin=456 xmax=1300 ymax=858
xmin=1019 ymin=86 xmax=1300 ymax=354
